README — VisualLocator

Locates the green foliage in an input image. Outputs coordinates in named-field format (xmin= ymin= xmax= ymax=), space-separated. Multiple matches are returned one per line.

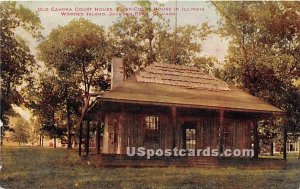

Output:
xmin=33 ymin=74 xmax=65 ymax=139
xmin=36 ymin=19 xmax=110 ymax=146
xmin=0 ymin=2 xmax=42 ymax=130
xmin=27 ymin=70 xmax=83 ymax=144
xmin=213 ymin=2 xmax=300 ymax=142
xmin=109 ymin=0 xmax=214 ymax=77
xmin=38 ymin=18 xmax=109 ymax=93
xmin=28 ymin=116 xmax=42 ymax=145
xmin=10 ymin=117 xmax=30 ymax=145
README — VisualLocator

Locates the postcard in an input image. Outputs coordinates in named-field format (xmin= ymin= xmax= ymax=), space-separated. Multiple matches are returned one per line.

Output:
xmin=0 ymin=1 xmax=299 ymax=189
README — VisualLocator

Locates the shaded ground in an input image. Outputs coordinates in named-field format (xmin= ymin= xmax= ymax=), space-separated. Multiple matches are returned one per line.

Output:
xmin=0 ymin=147 xmax=299 ymax=189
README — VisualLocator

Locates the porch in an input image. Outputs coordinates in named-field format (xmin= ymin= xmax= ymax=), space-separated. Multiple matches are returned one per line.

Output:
xmin=88 ymin=103 xmax=254 ymax=145
xmin=79 ymin=102 xmax=280 ymax=167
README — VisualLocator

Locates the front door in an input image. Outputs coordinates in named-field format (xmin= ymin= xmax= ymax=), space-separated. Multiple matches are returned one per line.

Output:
xmin=107 ymin=117 xmax=119 ymax=154
xmin=182 ymin=122 xmax=197 ymax=150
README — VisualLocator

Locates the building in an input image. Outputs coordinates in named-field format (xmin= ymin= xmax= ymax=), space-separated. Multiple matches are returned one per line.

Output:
xmin=274 ymin=136 xmax=300 ymax=155
xmin=84 ymin=58 xmax=284 ymax=167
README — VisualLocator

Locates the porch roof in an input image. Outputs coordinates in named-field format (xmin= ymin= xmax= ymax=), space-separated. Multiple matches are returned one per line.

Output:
xmin=93 ymin=62 xmax=284 ymax=114
xmin=100 ymin=79 xmax=284 ymax=114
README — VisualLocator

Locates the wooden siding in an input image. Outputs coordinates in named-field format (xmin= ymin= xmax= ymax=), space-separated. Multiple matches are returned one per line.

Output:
xmin=224 ymin=119 xmax=252 ymax=151
xmin=102 ymin=109 xmax=252 ymax=155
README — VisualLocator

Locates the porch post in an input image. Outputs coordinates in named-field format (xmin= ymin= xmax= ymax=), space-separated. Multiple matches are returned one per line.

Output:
xmin=252 ymin=119 xmax=259 ymax=158
xmin=86 ymin=120 xmax=90 ymax=156
xmin=270 ymin=118 xmax=275 ymax=156
xmin=218 ymin=109 xmax=224 ymax=155
xmin=96 ymin=120 xmax=101 ymax=154
xmin=79 ymin=121 xmax=83 ymax=156
xmin=171 ymin=106 xmax=177 ymax=149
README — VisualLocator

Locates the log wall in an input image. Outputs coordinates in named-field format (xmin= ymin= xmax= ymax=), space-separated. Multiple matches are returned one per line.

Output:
xmin=102 ymin=106 xmax=252 ymax=155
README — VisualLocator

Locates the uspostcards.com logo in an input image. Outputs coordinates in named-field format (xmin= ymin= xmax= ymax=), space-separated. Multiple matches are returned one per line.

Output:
xmin=126 ymin=147 xmax=254 ymax=159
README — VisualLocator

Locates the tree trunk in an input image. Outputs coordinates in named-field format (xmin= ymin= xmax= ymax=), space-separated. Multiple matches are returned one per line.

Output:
xmin=79 ymin=122 xmax=83 ymax=156
xmin=282 ymin=125 xmax=287 ymax=160
xmin=41 ymin=135 xmax=44 ymax=147
xmin=54 ymin=136 xmax=56 ymax=148
xmin=66 ymin=99 xmax=72 ymax=149
xmin=270 ymin=141 xmax=274 ymax=156
xmin=0 ymin=126 xmax=3 ymax=146
xmin=85 ymin=121 xmax=90 ymax=156
xmin=148 ymin=37 xmax=155 ymax=64
xmin=298 ymin=140 xmax=300 ymax=159
xmin=19 ymin=141 xmax=20 ymax=146
xmin=253 ymin=120 xmax=259 ymax=158
xmin=78 ymin=94 xmax=90 ymax=157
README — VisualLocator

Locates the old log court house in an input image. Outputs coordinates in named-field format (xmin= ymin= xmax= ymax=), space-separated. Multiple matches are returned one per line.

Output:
xmin=81 ymin=57 xmax=286 ymax=167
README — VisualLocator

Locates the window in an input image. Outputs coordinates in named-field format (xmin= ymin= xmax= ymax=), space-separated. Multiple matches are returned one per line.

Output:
xmin=185 ymin=128 xmax=196 ymax=150
xmin=223 ymin=125 xmax=229 ymax=147
xmin=144 ymin=115 xmax=159 ymax=143
xmin=182 ymin=122 xmax=197 ymax=150
xmin=288 ymin=142 xmax=298 ymax=152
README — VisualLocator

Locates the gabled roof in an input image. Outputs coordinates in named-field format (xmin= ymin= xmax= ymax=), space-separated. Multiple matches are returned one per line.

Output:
xmin=100 ymin=63 xmax=284 ymax=114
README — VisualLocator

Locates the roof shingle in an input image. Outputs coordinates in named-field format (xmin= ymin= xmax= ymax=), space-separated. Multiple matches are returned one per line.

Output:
xmin=135 ymin=63 xmax=230 ymax=91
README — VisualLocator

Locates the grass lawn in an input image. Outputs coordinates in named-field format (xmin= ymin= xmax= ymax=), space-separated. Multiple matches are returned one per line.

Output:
xmin=0 ymin=147 xmax=299 ymax=189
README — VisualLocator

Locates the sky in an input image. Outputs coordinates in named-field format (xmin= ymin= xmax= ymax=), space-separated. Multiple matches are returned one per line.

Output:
xmin=18 ymin=0 xmax=228 ymax=60
xmin=14 ymin=0 xmax=229 ymax=121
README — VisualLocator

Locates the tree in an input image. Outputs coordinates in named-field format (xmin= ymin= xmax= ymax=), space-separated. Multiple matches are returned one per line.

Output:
xmin=213 ymin=1 xmax=300 ymax=158
xmin=0 ymin=2 xmax=42 ymax=140
xmin=156 ymin=23 xmax=216 ymax=73
xmin=10 ymin=116 xmax=30 ymax=146
xmin=109 ymin=0 xmax=214 ymax=77
xmin=108 ymin=1 xmax=168 ymax=76
xmin=28 ymin=116 xmax=42 ymax=146
xmin=38 ymin=18 xmax=109 ymax=150
xmin=25 ymin=73 xmax=66 ymax=148
xmin=22 ymin=68 xmax=83 ymax=149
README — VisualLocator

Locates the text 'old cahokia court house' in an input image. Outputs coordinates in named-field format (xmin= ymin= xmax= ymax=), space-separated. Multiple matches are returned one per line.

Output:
xmin=84 ymin=58 xmax=284 ymax=167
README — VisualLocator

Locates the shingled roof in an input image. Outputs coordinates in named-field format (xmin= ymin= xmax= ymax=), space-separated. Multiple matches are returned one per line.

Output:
xmin=99 ymin=63 xmax=284 ymax=114
xmin=136 ymin=63 xmax=230 ymax=91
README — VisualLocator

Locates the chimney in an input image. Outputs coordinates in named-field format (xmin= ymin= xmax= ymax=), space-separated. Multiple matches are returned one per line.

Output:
xmin=111 ymin=57 xmax=124 ymax=90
